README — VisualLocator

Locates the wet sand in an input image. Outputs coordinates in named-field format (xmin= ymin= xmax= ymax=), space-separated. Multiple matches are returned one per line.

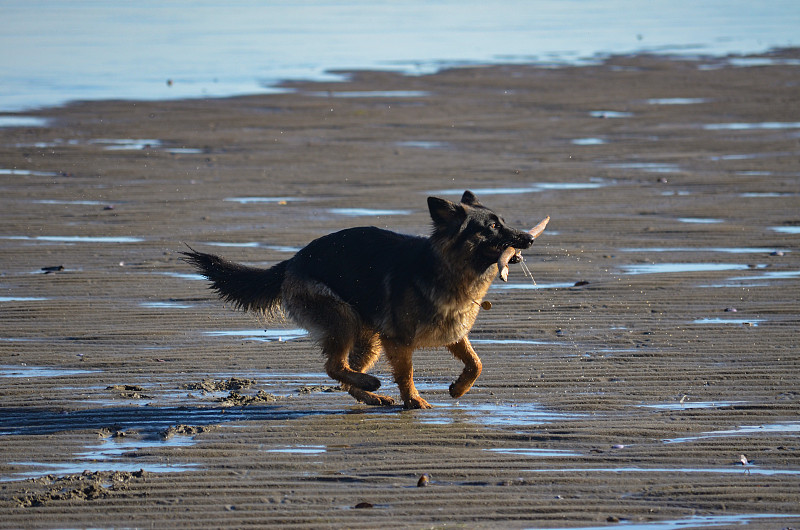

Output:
xmin=1 ymin=49 xmax=799 ymax=528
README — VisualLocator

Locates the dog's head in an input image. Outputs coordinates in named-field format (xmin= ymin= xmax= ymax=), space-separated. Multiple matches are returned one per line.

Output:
xmin=428 ymin=190 xmax=535 ymax=271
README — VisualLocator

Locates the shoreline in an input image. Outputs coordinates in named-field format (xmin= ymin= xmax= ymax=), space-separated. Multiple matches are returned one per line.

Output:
xmin=1 ymin=49 xmax=799 ymax=528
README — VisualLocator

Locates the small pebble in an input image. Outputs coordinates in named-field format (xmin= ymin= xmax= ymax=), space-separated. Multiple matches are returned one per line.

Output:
xmin=417 ymin=474 xmax=430 ymax=487
xmin=725 ymin=307 xmax=737 ymax=312
xmin=354 ymin=501 xmax=373 ymax=509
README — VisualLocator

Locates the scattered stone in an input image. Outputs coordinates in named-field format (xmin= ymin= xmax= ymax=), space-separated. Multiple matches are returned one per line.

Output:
xmin=417 ymin=474 xmax=430 ymax=487
xmin=354 ymin=501 xmax=374 ymax=509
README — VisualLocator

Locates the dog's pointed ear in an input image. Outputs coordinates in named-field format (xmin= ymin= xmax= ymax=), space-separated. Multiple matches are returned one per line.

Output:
xmin=428 ymin=196 xmax=465 ymax=226
xmin=460 ymin=190 xmax=482 ymax=207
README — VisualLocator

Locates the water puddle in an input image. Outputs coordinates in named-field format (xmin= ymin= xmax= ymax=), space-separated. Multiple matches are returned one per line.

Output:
xmin=4 ymin=435 xmax=199 ymax=481
xmin=328 ymin=208 xmax=413 ymax=217
xmin=639 ymin=401 xmax=748 ymax=410
xmin=204 ymin=328 xmax=309 ymax=342
xmin=0 ymin=116 xmax=49 ymax=127
xmin=166 ymin=147 xmax=205 ymax=154
xmin=420 ymin=401 xmax=581 ymax=427
xmin=396 ymin=140 xmax=449 ymax=149
xmin=526 ymin=466 xmax=800 ymax=477
xmin=0 ymin=297 xmax=49 ymax=302
xmin=3 ymin=460 xmax=199 ymax=481
xmin=677 ymin=217 xmax=722 ymax=224
xmin=89 ymin=138 xmax=162 ymax=150
xmin=620 ymin=247 xmax=787 ymax=254
xmin=491 ymin=282 xmax=576 ymax=290
xmin=32 ymin=199 xmax=108 ymax=205
xmin=471 ymin=338 xmax=555 ymax=346
xmin=204 ymin=241 xmax=301 ymax=253
xmin=305 ymin=90 xmax=429 ymax=98
xmin=692 ymin=318 xmax=764 ymax=326
xmin=726 ymin=270 xmax=800 ymax=281
xmin=224 ymin=196 xmax=307 ymax=204
xmin=589 ymin=110 xmax=633 ymax=118
xmin=620 ymin=263 xmax=751 ymax=275
xmin=663 ymin=421 xmax=800 ymax=444
xmin=266 ymin=445 xmax=326 ymax=454
xmin=531 ymin=513 xmax=800 ymax=530
xmin=571 ymin=137 xmax=606 ymax=145
xmin=772 ymin=226 xmax=800 ymax=234
xmin=0 ymin=168 xmax=58 ymax=176
xmin=740 ymin=191 xmax=794 ymax=197
xmin=486 ymin=448 xmax=581 ymax=457
xmin=645 ymin=97 xmax=710 ymax=105
xmin=140 ymin=301 xmax=193 ymax=309
xmin=0 ymin=235 xmax=144 ymax=243
xmin=427 ymin=181 xmax=606 ymax=196
xmin=0 ymin=365 xmax=102 ymax=378
xmin=704 ymin=121 xmax=800 ymax=130
xmin=608 ymin=162 xmax=679 ymax=173
xmin=158 ymin=272 xmax=206 ymax=281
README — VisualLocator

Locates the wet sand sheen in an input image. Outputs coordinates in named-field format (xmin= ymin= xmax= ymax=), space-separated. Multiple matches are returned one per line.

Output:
xmin=0 ymin=49 xmax=799 ymax=528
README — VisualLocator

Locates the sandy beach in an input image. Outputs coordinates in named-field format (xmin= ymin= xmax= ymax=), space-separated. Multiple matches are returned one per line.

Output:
xmin=1 ymin=49 xmax=799 ymax=528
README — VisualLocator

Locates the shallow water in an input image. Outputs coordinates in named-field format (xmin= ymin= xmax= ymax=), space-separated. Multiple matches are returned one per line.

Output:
xmin=4 ymin=1 xmax=797 ymax=112
xmin=328 ymin=208 xmax=414 ymax=217
xmin=532 ymin=514 xmax=800 ymax=530
xmin=620 ymin=263 xmax=752 ymax=275
xmin=571 ymin=137 xmax=606 ymax=145
xmin=526 ymin=466 xmax=800 ymax=477
xmin=304 ymin=90 xmax=429 ymax=98
xmin=772 ymin=226 xmax=800 ymax=234
xmin=0 ymin=297 xmax=49 ymax=302
xmin=224 ymin=196 xmax=307 ymax=204
xmin=663 ymin=422 xmax=800 ymax=444
xmin=639 ymin=401 xmax=748 ymax=410
xmin=608 ymin=162 xmax=678 ymax=173
xmin=692 ymin=317 xmax=764 ymax=326
xmin=486 ymin=448 xmax=581 ymax=457
xmin=419 ymin=401 xmax=582 ymax=427
xmin=645 ymin=97 xmax=710 ymax=105
xmin=1 ymin=235 xmax=144 ymax=243
xmin=427 ymin=181 xmax=606 ymax=196
xmin=0 ymin=365 xmax=101 ymax=378
xmin=204 ymin=328 xmax=309 ymax=342
xmin=620 ymin=246 xmax=787 ymax=254
xmin=676 ymin=217 xmax=723 ymax=224
xmin=704 ymin=121 xmax=800 ymax=130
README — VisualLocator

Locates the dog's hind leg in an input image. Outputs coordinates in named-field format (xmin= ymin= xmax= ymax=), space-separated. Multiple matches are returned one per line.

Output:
xmin=447 ymin=337 xmax=482 ymax=399
xmin=381 ymin=339 xmax=431 ymax=409
xmin=282 ymin=275 xmax=381 ymax=392
xmin=342 ymin=331 xmax=395 ymax=406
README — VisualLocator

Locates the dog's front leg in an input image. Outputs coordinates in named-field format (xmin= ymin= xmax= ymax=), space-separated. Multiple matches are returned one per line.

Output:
xmin=447 ymin=337 xmax=482 ymax=398
xmin=381 ymin=339 xmax=431 ymax=409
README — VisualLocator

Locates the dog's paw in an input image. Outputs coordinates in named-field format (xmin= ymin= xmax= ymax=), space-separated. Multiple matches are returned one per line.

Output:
xmin=403 ymin=396 xmax=432 ymax=409
xmin=353 ymin=373 xmax=381 ymax=392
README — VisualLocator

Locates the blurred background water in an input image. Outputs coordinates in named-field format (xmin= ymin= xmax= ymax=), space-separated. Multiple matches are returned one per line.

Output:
xmin=1 ymin=0 xmax=798 ymax=112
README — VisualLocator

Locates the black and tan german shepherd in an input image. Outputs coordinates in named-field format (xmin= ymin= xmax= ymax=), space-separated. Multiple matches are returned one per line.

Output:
xmin=183 ymin=191 xmax=540 ymax=409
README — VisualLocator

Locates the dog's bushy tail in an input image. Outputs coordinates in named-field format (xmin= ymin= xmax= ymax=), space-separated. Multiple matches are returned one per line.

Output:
xmin=181 ymin=247 xmax=286 ymax=316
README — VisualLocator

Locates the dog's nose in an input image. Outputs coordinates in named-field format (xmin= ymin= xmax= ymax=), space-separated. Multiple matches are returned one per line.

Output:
xmin=519 ymin=232 xmax=535 ymax=248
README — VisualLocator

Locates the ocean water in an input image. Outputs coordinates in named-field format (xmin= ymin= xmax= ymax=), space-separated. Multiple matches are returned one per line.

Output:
xmin=1 ymin=0 xmax=798 ymax=112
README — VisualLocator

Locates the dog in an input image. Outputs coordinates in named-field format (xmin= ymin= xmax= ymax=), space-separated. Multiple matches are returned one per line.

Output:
xmin=182 ymin=190 xmax=539 ymax=409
